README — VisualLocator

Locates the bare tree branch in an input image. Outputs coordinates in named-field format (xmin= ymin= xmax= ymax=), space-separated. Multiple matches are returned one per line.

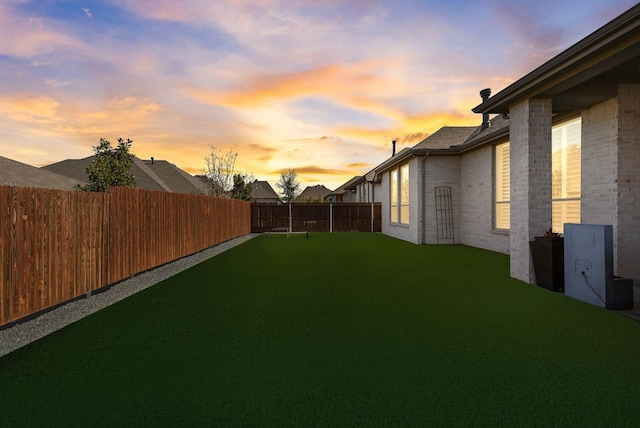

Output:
xmin=203 ymin=145 xmax=238 ymax=197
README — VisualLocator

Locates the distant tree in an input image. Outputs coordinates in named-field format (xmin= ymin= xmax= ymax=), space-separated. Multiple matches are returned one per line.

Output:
xmin=203 ymin=145 xmax=238 ymax=197
xmin=231 ymin=173 xmax=253 ymax=201
xmin=76 ymin=137 xmax=136 ymax=192
xmin=277 ymin=169 xmax=300 ymax=203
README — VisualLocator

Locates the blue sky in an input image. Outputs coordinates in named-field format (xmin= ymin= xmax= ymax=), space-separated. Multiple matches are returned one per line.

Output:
xmin=0 ymin=0 xmax=637 ymax=191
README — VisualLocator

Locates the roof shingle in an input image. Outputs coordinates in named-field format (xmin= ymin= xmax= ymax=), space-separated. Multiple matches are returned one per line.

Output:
xmin=0 ymin=156 xmax=87 ymax=190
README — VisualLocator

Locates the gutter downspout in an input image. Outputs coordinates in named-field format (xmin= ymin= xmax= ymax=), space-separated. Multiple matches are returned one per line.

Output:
xmin=369 ymin=180 xmax=376 ymax=232
xmin=420 ymin=152 xmax=428 ymax=244
xmin=330 ymin=202 xmax=333 ymax=233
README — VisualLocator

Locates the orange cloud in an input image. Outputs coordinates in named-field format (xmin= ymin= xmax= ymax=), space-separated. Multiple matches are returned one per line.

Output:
xmin=0 ymin=96 xmax=61 ymax=122
xmin=0 ymin=94 xmax=163 ymax=131
xmin=238 ymin=143 xmax=278 ymax=153
xmin=180 ymin=61 xmax=396 ymax=108
xmin=336 ymin=110 xmax=478 ymax=147
xmin=271 ymin=165 xmax=348 ymax=175
xmin=346 ymin=162 xmax=370 ymax=169
xmin=236 ymin=143 xmax=279 ymax=163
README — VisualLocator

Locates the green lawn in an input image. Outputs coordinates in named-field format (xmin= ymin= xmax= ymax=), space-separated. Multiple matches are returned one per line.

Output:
xmin=1 ymin=233 xmax=639 ymax=426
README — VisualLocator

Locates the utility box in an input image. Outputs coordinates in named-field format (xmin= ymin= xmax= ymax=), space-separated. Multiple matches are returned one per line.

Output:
xmin=564 ymin=224 xmax=633 ymax=310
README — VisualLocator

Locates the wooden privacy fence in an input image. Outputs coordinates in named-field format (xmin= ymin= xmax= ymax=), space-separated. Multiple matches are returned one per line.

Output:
xmin=251 ymin=203 xmax=381 ymax=233
xmin=0 ymin=186 xmax=250 ymax=327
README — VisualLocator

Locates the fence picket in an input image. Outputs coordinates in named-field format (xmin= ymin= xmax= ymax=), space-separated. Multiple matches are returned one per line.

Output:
xmin=0 ymin=185 xmax=250 ymax=327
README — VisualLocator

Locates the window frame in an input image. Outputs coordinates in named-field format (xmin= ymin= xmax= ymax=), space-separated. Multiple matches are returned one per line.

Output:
xmin=389 ymin=163 xmax=409 ymax=226
xmin=492 ymin=116 xmax=582 ymax=233
xmin=551 ymin=116 xmax=582 ymax=233
xmin=494 ymin=141 xmax=511 ymax=230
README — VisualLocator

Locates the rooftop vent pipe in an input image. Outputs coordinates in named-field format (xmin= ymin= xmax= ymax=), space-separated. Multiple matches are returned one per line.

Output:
xmin=151 ymin=156 xmax=154 ymax=164
xmin=480 ymin=88 xmax=491 ymax=131
xmin=392 ymin=140 xmax=396 ymax=156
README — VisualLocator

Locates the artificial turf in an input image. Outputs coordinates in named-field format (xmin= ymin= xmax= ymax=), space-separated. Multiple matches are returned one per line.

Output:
xmin=1 ymin=233 xmax=639 ymax=426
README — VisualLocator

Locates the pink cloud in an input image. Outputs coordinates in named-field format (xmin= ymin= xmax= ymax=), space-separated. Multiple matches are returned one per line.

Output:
xmin=0 ymin=4 xmax=86 ymax=58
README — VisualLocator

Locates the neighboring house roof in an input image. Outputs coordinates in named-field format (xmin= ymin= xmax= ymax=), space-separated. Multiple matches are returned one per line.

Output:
xmin=294 ymin=184 xmax=332 ymax=202
xmin=142 ymin=159 xmax=208 ymax=194
xmin=251 ymin=180 xmax=280 ymax=202
xmin=194 ymin=175 xmax=229 ymax=196
xmin=43 ymin=156 xmax=166 ymax=192
xmin=474 ymin=3 xmax=640 ymax=115
xmin=132 ymin=158 xmax=173 ymax=191
xmin=0 ymin=156 xmax=87 ymax=190
xmin=42 ymin=156 xmax=206 ymax=194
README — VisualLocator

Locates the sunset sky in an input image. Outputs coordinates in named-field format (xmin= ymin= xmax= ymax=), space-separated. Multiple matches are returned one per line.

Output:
xmin=1 ymin=0 xmax=637 ymax=191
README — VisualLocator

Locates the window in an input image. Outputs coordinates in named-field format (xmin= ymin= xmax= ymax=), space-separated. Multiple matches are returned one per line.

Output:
xmin=552 ymin=117 xmax=581 ymax=233
xmin=390 ymin=164 xmax=409 ymax=225
xmin=400 ymin=164 xmax=410 ymax=224
xmin=492 ymin=117 xmax=581 ymax=233
xmin=390 ymin=169 xmax=398 ymax=223
xmin=495 ymin=142 xmax=510 ymax=229
xmin=358 ymin=182 xmax=368 ymax=202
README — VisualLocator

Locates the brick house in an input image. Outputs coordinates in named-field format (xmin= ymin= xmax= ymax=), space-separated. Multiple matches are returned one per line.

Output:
xmin=367 ymin=4 xmax=640 ymax=287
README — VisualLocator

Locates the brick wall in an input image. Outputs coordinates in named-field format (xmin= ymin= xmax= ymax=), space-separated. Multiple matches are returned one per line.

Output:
xmin=381 ymin=157 xmax=422 ymax=244
xmin=582 ymin=97 xmax=619 ymax=268
xmin=424 ymin=155 xmax=461 ymax=244
xmin=582 ymin=84 xmax=640 ymax=281
xmin=509 ymin=98 xmax=553 ymax=284
xmin=459 ymin=146 xmax=510 ymax=253
xmin=616 ymin=83 xmax=640 ymax=281
xmin=383 ymin=148 xmax=510 ymax=251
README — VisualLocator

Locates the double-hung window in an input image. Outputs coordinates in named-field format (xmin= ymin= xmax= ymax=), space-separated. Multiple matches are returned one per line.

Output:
xmin=495 ymin=142 xmax=510 ymax=230
xmin=493 ymin=117 xmax=581 ymax=233
xmin=390 ymin=164 xmax=409 ymax=225
xmin=358 ymin=182 xmax=368 ymax=202
xmin=552 ymin=117 xmax=581 ymax=233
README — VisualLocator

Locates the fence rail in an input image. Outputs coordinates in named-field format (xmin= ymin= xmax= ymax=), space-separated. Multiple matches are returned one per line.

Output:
xmin=1 ymin=186 xmax=250 ymax=327
xmin=251 ymin=203 xmax=381 ymax=233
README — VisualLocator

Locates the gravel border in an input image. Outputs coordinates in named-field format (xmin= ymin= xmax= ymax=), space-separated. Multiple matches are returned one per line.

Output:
xmin=0 ymin=233 xmax=258 ymax=357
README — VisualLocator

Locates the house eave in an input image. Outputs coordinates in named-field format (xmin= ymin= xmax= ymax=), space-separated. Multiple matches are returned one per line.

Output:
xmin=455 ymin=127 xmax=510 ymax=153
xmin=373 ymin=149 xmax=427 ymax=176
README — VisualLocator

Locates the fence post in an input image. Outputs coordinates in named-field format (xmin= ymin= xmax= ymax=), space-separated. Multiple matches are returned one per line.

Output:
xmin=330 ymin=202 xmax=333 ymax=233
xmin=371 ymin=202 xmax=374 ymax=232
xmin=288 ymin=202 xmax=292 ymax=233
